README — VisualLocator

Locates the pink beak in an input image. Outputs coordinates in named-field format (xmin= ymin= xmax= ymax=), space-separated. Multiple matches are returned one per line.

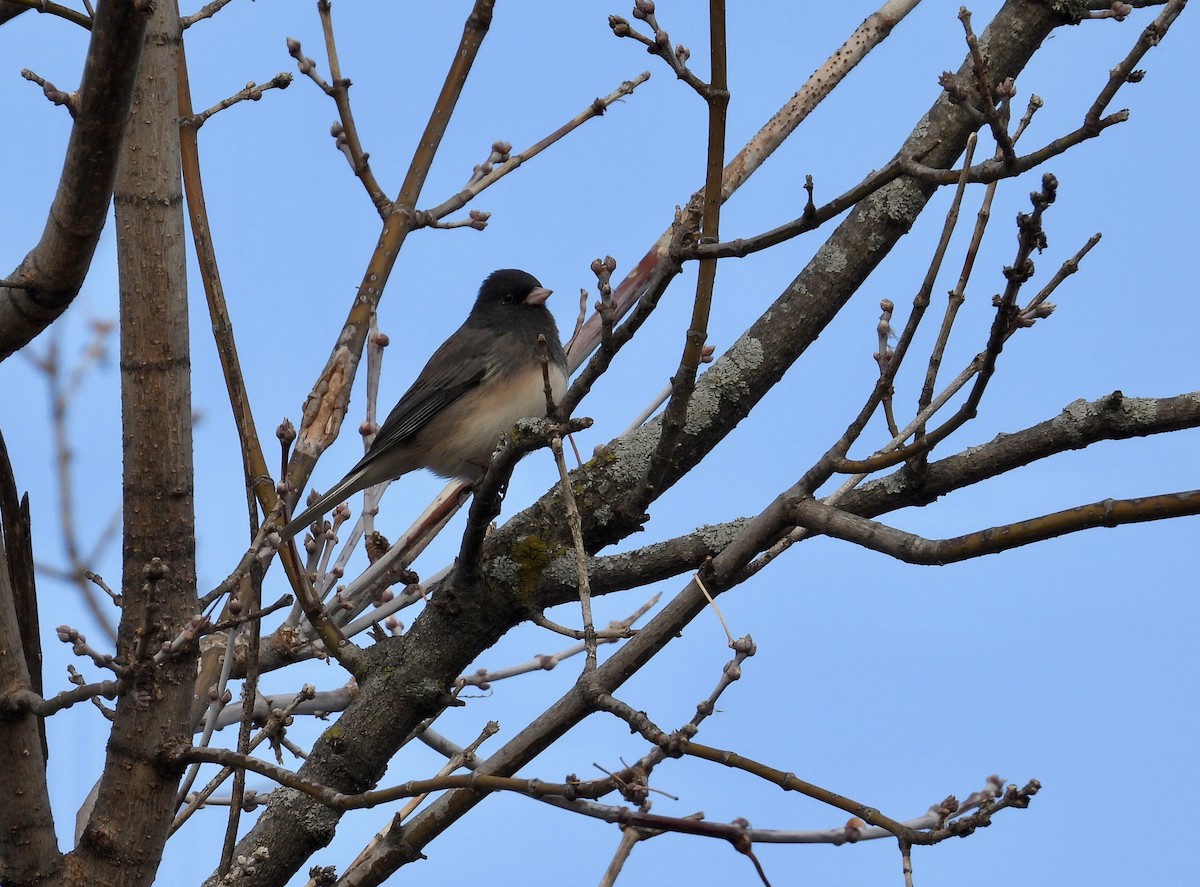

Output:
xmin=525 ymin=286 xmax=553 ymax=306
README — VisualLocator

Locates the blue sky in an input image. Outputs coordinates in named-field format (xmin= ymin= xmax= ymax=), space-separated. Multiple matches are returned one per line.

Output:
xmin=1 ymin=2 xmax=1197 ymax=885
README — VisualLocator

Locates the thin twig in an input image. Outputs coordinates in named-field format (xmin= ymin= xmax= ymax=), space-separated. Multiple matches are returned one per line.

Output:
xmin=460 ymin=595 xmax=659 ymax=691
xmin=417 ymin=73 xmax=651 ymax=225
xmin=628 ymin=0 xmax=728 ymax=518
xmin=170 ymin=685 xmax=317 ymax=834
xmin=959 ymin=9 xmax=1017 ymax=166
xmin=316 ymin=0 xmax=388 ymax=211
xmin=832 ymin=174 xmax=1061 ymax=474
xmin=28 ymin=324 xmax=118 ymax=639
xmin=566 ymin=0 xmax=926 ymax=366
xmin=5 ymin=0 xmax=91 ymax=29
xmin=219 ymin=563 xmax=264 ymax=875
xmin=1085 ymin=0 xmax=1186 ymax=128
xmin=785 ymin=134 xmax=979 ymax=500
xmin=20 ymin=68 xmax=78 ymax=115
xmin=184 ymin=73 xmax=292 ymax=128
xmin=181 ymin=0 xmax=235 ymax=28
xmin=547 ymin=375 xmax=596 ymax=666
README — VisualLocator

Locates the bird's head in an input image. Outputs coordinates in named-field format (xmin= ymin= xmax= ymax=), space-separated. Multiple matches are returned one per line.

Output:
xmin=473 ymin=268 xmax=553 ymax=314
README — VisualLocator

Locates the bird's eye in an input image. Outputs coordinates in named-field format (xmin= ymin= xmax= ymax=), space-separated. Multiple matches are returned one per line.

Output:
xmin=502 ymin=291 xmax=516 ymax=304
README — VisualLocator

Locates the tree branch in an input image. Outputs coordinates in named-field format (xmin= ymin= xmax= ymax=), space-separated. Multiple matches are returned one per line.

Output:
xmin=839 ymin=391 xmax=1200 ymax=519
xmin=0 ymin=0 xmax=91 ymax=29
xmin=0 ymin=427 xmax=58 ymax=887
xmin=791 ymin=490 xmax=1200 ymax=565
xmin=0 ymin=0 xmax=151 ymax=361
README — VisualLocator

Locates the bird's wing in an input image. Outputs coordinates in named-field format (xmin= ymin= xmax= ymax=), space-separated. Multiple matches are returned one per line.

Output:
xmin=278 ymin=327 xmax=491 ymax=540
xmin=354 ymin=324 xmax=492 ymax=467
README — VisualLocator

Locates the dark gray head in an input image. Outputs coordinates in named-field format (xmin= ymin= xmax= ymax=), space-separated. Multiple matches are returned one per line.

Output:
xmin=471 ymin=269 xmax=552 ymax=316
xmin=467 ymin=268 xmax=564 ymax=362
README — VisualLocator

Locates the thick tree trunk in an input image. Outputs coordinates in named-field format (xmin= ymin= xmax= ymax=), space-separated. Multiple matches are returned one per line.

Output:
xmin=68 ymin=2 xmax=200 ymax=885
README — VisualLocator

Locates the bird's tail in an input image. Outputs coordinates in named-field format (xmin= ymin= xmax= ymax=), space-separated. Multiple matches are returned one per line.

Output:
xmin=278 ymin=467 xmax=374 ymax=541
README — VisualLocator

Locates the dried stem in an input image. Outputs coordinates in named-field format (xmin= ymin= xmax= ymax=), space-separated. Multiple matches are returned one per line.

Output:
xmin=218 ymin=563 xmax=264 ymax=876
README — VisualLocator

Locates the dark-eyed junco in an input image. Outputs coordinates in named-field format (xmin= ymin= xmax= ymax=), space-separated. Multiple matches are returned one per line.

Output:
xmin=280 ymin=269 xmax=568 ymax=540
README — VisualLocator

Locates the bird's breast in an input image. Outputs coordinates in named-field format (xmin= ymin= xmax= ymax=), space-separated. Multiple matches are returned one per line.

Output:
xmin=420 ymin=363 xmax=567 ymax=479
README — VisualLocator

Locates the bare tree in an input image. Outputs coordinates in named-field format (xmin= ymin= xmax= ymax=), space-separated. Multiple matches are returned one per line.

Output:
xmin=1 ymin=2 xmax=1195 ymax=886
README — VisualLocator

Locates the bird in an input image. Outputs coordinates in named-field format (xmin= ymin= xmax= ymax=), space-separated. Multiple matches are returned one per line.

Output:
xmin=279 ymin=268 xmax=568 ymax=541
